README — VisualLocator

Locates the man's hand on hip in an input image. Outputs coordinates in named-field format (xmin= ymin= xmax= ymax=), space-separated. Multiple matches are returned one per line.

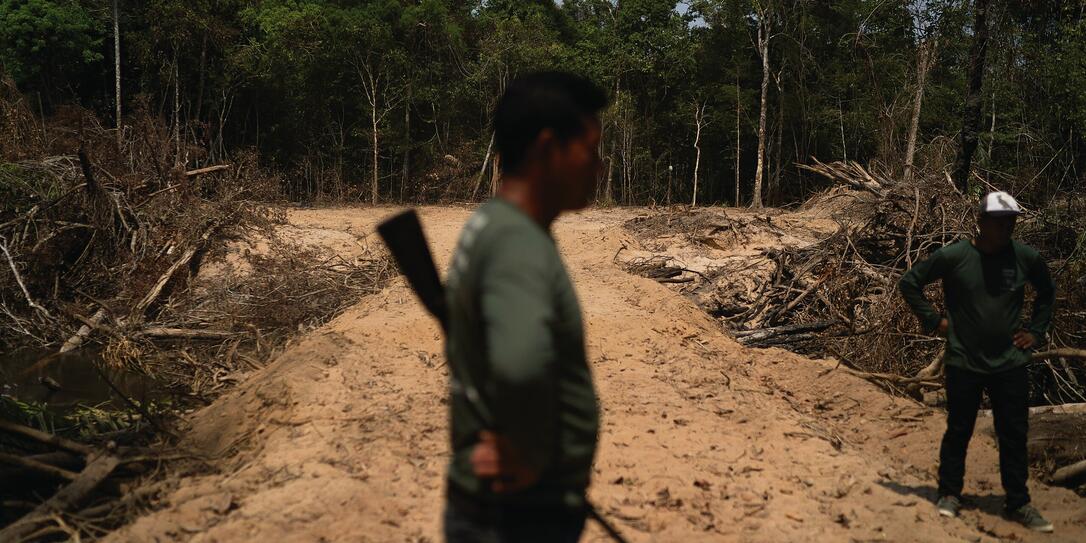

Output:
xmin=1013 ymin=329 xmax=1037 ymax=350
xmin=470 ymin=430 xmax=541 ymax=493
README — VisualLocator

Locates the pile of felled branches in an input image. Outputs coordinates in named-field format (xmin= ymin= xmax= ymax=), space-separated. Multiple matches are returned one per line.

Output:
xmin=688 ymin=161 xmax=1086 ymax=404
xmin=0 ymin=86 xmax=391 ymax=397
xmin=0 ymin=415 xmax=179 ymax=541
xmin=1 ymin=80 xmax=397 ymax=537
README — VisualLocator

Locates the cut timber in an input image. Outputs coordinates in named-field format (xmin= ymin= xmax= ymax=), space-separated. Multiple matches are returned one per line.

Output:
xmin=0 ymin=453 xmax=121 ymax=541
xmin=184 ymin=164 xmax=231 ymax=177
xmin=1051 ymin=459 xmax=1086 ymax=487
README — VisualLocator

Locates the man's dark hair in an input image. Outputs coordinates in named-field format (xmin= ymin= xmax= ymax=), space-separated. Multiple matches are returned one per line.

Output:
xmin=492 ymin=71 xmax=608 ymax=175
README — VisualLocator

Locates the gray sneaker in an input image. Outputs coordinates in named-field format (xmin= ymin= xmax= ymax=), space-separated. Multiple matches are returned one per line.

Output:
xmin=936 ymin=495 xmax=962 ymax=518
xmin=1006 ymin=504 xmax=1054 ymax=533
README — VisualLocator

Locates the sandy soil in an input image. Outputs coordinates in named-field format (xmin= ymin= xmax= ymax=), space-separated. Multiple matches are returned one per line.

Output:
xmin=110 ymin=205 xmax=1085 ymax=542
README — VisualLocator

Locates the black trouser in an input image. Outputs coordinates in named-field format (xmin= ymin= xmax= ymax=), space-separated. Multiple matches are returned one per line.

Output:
xmin=938 ymin=364 xmax=1031 ymax=510
xmin=444 ymin=486 xmax=586 ymax=543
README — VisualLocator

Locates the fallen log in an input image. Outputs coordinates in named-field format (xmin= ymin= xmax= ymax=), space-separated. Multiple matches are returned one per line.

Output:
xmin=1051 ymin=459 xmax=1086 ymax=487
xmin=139 ymin=327 xmax=235 ymax=340
xmin=657 ymin=276 xmax=695 ymax=284
xmin=59 ymin=307 xmax=107 ymax=353
xmin=837 ymin=366 xmax=943 ymax=390
xmin=184 ymin=164 xmax=231 ymax=177
xmin=130 ymin=246 xmax=198 ymax=319
xmin=979 ymin=402 xmax=1086 ymax=418
xmin=1032 ymin=349 xmax=1086 ymax=361
xmin=757 ymin=332 xmax=819 ymax=346
xmin=0 ymin=236 xmax=53 ymax=320
xmin=0 ymin=420 xmax=94 ymax=456
xmin=0 ymin=451 xmax=82 ymax=474
xmin=0 ymin=452 xmax=78 ymax=481
xmin=735 ymin=320 xmax=836 ymax=345
xmin=130 ymin=220 xmax=220 ymax=321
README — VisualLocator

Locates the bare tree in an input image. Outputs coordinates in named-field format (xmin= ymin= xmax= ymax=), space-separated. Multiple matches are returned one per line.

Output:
xmin=692 ymin=100 xmax=708 ymax=207
xmin=603 ymin=140 xmax=616 ymax=205
xmin=735 ymin=72 xmax=741 ymax=206
xmin=472 ymin=133 xmax=494 ymax=200
xmin=489 ymin=153 xmax=500 ymax=196
xmin=904 ymin=0 xmax=944 ymax=183
xmin=357 ymin=58 xmax=403 ymax=205
xmin=771 ymin=64 xmax=786 ymax=204
xmin=751 ymin=1 xmax=773 ymax=208
xmin=904 ymin=39 xmax=936 ymax=183
xmin=113 ymin=0 xmax=121 ymax=148
xmin=172 ymin=45 xmax=181 ymax=166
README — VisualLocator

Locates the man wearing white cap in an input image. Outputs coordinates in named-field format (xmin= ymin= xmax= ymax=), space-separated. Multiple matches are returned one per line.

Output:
xmin=899 ymin=191 xmax=1056 ymax=532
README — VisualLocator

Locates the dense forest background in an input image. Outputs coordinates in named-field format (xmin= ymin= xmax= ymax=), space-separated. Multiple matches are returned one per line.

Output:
xmin=1 ymin=0 xmax=1084 ymax=207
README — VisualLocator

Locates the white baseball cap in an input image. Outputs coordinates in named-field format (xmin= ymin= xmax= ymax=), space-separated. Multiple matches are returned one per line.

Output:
xmin=979 ymin=191 xmax=1023 ymax=217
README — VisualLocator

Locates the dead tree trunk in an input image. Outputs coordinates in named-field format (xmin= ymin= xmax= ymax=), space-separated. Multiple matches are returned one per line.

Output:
xmin=735 ymin=73 xmax=741 ymax=206
xmin=472 ymin=132 xmax=494 ymax=200
xmin=371 ymin=84 xmax=380 ymax=205
xmin=196 ymin=33 xmax=207 ymax=125
xmin=951 ymin=0 xmax=990 ymax=193
xmin=839 ymin=97 xmax=847 ymax=162
xmin=692 ymin=101 xmax=707 ymax=207
xmin=904 ymin=39 xmax=935 ymax=183
xmin=621 ymin=111 xmax=634 ymax=205
xmin=752 ymin=7 xmax=772 ymax=209
xmin=772 ymin=73 xmax=784 ymax=204
xmin=172 ymin=46 xmax=181 ymax=166
xmin=113 ymin=0 xmax=121 ymax=148
xmin=604 ymin=140 xmax=615 ymax=205
xmin=401 ymin=85 xmax=411 ymax=202
xmin=359 ymin=62 xmax=392 ymax=205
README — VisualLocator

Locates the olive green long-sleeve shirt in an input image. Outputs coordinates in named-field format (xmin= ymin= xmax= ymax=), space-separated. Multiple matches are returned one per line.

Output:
xmin=444 ymin=198 xmax=599 ymax=508
xmin=898 ymin=239 xmax=1055 ymax=374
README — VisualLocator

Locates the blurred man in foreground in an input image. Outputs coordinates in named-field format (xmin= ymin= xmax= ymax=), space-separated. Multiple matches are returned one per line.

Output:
xmin=442 ymin=71 xmax=607 ymax=543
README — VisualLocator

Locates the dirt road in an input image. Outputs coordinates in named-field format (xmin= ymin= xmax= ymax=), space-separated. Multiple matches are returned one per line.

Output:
xmin=112 ymin=206 xmax=1085 ymax=542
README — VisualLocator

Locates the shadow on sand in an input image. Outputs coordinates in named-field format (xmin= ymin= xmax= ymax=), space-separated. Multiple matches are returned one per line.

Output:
xmin=877 ymin=480 xmax=1008 ymax=515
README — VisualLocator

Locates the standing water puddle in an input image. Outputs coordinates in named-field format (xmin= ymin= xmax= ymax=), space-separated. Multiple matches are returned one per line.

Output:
xmin=1 ymin=348 xmax=173 ymax=427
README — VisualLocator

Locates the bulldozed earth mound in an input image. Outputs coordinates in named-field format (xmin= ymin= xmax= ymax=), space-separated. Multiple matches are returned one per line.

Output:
xmin=105 ymin=205 xmax=1084 ymax=542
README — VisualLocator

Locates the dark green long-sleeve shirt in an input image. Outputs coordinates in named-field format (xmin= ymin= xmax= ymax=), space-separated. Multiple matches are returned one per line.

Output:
xmin=444 ymin=198 xmax=599 ymax=508
xmin=898 ymin=239 xmax=1055 ymax=374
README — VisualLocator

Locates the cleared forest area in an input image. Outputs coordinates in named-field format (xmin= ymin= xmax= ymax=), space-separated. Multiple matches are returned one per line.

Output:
xmin=1 ymin=1 xmax=1085 ymax=541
